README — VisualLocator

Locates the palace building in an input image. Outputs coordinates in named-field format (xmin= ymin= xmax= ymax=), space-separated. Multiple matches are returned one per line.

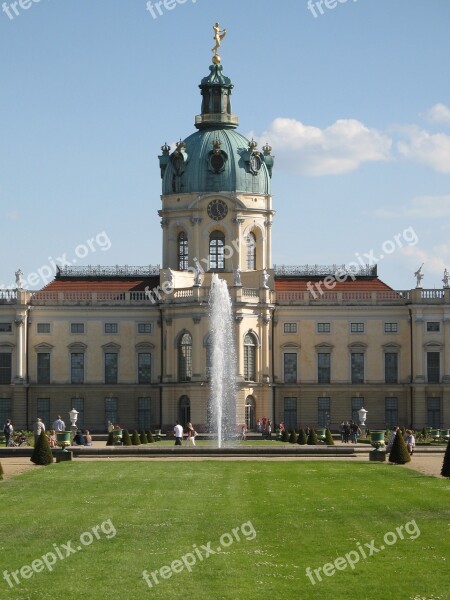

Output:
xmin=1 ymin=51 xmax=449 ymax=433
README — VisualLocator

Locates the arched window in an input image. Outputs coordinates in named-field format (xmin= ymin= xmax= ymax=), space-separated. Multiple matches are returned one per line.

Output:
xmin=179 ymin=395 xmax=190 ymax=426
xmin=246 ymin=232 xmax=256 ymax=270
xmin=244 ymin=333 xmax=257 ymax=381
xmin=209 ymin=231 xmax=225 ymax=270
xmin=178 ymin=332 xmax=192 ymax=382
xmin=178 ymin=231 xmax=189 ymax=271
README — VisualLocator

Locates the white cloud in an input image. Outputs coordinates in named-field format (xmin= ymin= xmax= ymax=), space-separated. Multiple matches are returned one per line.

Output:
xmin=250 ymin=117 xmax=392 ymax=176
xmin=424 ymin=103 xmax=450 ymax=126
xmin=6 ymin=211 xmax=20 ymax=221
xmin=397 ymin=126 xmax=450 ymax=173
xmin=374 ymin=195 xmax=450 ymax=219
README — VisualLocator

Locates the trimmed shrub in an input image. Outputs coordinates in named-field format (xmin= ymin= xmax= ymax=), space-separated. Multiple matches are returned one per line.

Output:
xmin=140 ymin=430 xmax=148 ymax=444
xmin=289 ymin=430 xmax=298 ymax=444
xmin=281 ymin=429 xmax=289 ymax=443
xmin=106 ymin=432 xmax=114 ymax=446
xmin=0 ymin=462 xmax=3 ymax=480
xmin=30 ymin=430 xmax=54 ymax=465
xmin=421 ymin=427 xmax=428 ymax=439
xmin=325 ymin=428 xmax=335 ymax=445
xmin=297 ymin=429 xmax=307 ymax=445
xmin=132 ymin=431 xmax=141 ymax=446
xmin=122 ymin=430 xmax=132 ymax=446
xmin=441 ymin=437 xmax=450 ymax=478
xmin=307 ymin=429 xmax=318 ymax=445
xmin=388 ymin=431 xmax=411 ymax=464
xmin=147 ymin=431 xmax=155 ymax=443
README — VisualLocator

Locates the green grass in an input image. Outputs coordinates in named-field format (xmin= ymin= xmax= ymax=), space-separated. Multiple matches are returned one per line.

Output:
xmin=0 ymin=461 xmax=449 ymax=600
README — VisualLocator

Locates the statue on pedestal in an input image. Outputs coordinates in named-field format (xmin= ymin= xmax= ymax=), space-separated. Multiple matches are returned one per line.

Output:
xmin=414 ymin=264 xmax=424 ymax=289
xmin=15 ymin=269 xmax=24 ymax=289
xmin=443 ymin=268 xmax=449 ymax=288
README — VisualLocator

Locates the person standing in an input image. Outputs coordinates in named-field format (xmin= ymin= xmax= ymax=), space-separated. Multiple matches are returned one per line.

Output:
xmin=33 ymin=417 xmax=45 ymax=444
xmin=3 ymin=419 xmax=13 ymax=446
xmin=186 ymin=422 xmax=196 ymax=446
xmin=343 ymin=421 xmax=351 ymax=443
xmin=52 ymin=415 xmax=66 ymax=432
xmin=267 ymin=420 xmax=272 ymax=440
xmin=174 ymin=420 xmax=183 ymax=446
xmin=405 ymin=430 xmax=416 ymax=455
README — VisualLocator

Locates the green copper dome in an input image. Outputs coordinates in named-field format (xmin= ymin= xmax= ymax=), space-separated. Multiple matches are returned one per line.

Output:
xmin=159 ymin=64 xmax=274 ymax=195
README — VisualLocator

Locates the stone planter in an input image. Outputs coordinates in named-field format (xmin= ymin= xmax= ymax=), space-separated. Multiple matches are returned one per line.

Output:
xmin=316 ymin=428 xmax=326 ymax=441
xmin=370 ymin=430 xmax=386 ymax=449
xmin=112 ymin=429 xmax=123 ymax=443
xmin=56 ymin=431 xmax=71 ymax=450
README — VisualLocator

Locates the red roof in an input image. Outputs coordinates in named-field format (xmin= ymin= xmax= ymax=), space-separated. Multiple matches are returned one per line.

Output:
xmin=274 ymin=276 xmax=394 ymax=292
xmin=41 ymin=277 xmax=160 ymax=292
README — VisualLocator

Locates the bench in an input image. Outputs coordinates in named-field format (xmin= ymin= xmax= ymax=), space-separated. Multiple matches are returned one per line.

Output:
xmin=153 ymin=430 xmax=167 ymax=442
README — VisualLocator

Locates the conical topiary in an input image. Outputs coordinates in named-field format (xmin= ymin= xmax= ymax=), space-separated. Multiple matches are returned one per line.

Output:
xmin=297 ymin=429 xmax=307 ymax=445
xmin=289 ymin=430 xmax=298 ymax=444
xmin=132 ymin=430 xmax=141 ymax=445
xmin=307 ymin=429 xmax=318 ymax=445
xmin=441 ymin=437 xmax=450 ymax=478
xmin=106 ymin=432 xmax=114 ymax=446
xmin=147 ymin=431 xmax=155 ymax=443
xmin=325 ymin=428 xmax=335 ymax=445
xmin=122 ymin=430 xmax=132 ymax=446
xmin=281 ymin=429 xmax=290 ymax=443
xmin=388 ymin=431 xmax=411 ymax=464
xmin=30 ymin=430 xmax=54 ymax=465
xmin=140 ymin=430 xmax=147 ymax=444
xmin=0 ymin=462 xmax=3 ymax=480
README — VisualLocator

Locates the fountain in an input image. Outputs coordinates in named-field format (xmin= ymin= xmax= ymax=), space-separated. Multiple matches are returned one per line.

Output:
xmin=209 ymin=274 xmax=237 ymax=448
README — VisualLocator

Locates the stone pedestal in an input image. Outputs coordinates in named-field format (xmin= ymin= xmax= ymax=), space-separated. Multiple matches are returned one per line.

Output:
xmin=369 ymin=449 xmax=386 ymax=462
xmin=55 ymin=450 xmax=73 ymax=463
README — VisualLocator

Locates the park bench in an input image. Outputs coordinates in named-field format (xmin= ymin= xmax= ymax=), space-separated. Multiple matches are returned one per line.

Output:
xmin=153 ymin=429 xmax=167 ymax=441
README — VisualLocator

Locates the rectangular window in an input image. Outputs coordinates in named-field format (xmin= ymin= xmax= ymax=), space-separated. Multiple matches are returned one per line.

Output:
xmin=384 ymin=323 xmax=398 ymax=333
xmin=351 ymin=353 xmax=364 ymax=384
xmin=138 ymin=353 xmax=152 ymax=384
xmin=317 ymin=322 xmax=331 ymax=333
xmin=318 ymin=397 xmax=330 ymax=427
xmin=71 ymin=323 xmax=85 ymax=334
xmin=71 ymin=353 xmax=84 ymax=384
xmin=317 ymin=353 xmax=331 ymax=384
xmin=37 ymin=398 xmax=50 ymax=428
xmin=138 ymin=397 xmax=151 ymax=430
xmin=283 ymin=398 xmax=297 ymax=431
xmin=37 ymin=323 xmax=51 ymax=334
xmin=427 ymin=352 xmax=440 ymax=383
xmin=426 ymin=322 xmax=440 ymax=332
xmin=283 ymin=323 xmax=297 ymax=334
xmin=0 ymin=353 xmax=12 ymax=385
xmin=105 ymin=323 xmax=118 ymax=334
xmin=71 ymin=397 xmax=84 ymax=429
xmin=385 ymin=397 xmax=398 ymax=428
xmin=105 ymin=397 xmax=117 ymax=428
xmin=283 ymin=353 xmax=297 ymax=383
xmin=105 ymin=353 xmax=118 ymax=384
xmin=0 ymin=323 xmax=12 ymax=333
xmin=0 ymin=398 xmax=11 ymax=427
xmin=427 ymin=397 xmax=440 ymax=428
xmin=384 ymin=352 xmax=398 ymax=384
xmin=350 ymin=323 xmax=365 ymax=333
xmin=351 ymin=397 xmax=364 ymax=423
xmin=37 ymin=353 xmax=50 ymax=384
xmin=137 ymin=322 xmax=152 ymax=334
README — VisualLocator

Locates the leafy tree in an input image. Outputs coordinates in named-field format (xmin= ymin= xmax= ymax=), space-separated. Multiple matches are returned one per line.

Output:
xmin=325 ymin=428 xmax=335 ymax=445
xmin=132 ymin=430 xmax=141 ymax=446
xmin=122 ymin=430 xmax=132 ymax=446
xmin=30 ymin=430 xmax=54 ymax=465
xmin=289 ymin=430 xmax=298 ymax=444
xmin=307 ymin=429 xmax=318 ymax=445
xmin=441 ymin=437 xmax=450 ymax=478
xmin=388 ymin=431 xmax=411 ymax=464
xmin=297 ymin=429 xmax=307 ymax=445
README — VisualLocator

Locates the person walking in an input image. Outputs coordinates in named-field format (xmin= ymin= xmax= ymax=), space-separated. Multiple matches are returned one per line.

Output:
xmin=186 ymin=422 xmax=196 ymax=446
xmin=3 ymin=419 xmax=13 ymax=446
xmin=33 ymin=418 xmax=45 ymax=444
xmin=174 ymin=420 xmax=183 ymax=446
xmin=267 ymin=420 xmax=272 ymax=440
xmin=52 ymin=415 xmax=66 ymax=432
xmin=343 ymin=421 xmax=351 ymax=443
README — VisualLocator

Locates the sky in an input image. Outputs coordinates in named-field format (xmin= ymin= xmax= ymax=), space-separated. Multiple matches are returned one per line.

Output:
xmin=1 ymin=0 xmax=450 ymax=291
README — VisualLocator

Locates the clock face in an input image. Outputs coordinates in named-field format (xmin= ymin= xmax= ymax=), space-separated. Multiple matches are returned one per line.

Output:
xmin=207 ymin=199 xmax=228 ymax=221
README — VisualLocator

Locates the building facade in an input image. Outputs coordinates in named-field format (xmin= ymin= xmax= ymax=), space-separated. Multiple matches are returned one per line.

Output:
xmin=1 ymin=57 xmax=449 ymax=432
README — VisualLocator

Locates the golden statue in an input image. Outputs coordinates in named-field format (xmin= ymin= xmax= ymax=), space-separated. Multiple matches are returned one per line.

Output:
xmin=212 ymin=22 xmax=226 ymax=63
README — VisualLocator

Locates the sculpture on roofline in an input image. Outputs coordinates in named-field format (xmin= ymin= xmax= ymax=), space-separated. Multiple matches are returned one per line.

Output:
xmin=414 ymin=263 xmax=424 ymax=289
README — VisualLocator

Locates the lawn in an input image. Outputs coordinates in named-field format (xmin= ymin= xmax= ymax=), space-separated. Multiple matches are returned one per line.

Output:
xmin=0 ymin=461 xmax=449 ymax=600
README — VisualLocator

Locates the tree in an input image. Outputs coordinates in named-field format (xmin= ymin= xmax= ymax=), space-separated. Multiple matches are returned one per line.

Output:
xmin=307 ymin=429 xmax=318 ymax=445
xmin=122 ymin=430 xmax=132 ymax=446
xmin=147 ymin=431 xmax=155 ymax=443
xmin=132 ymin=430 xmax=141 ymax=446
xmin=325 ymin=428 xmax=335 ymax=445
xmin=140 ymin=430 xmax=148 ymax=444
xmin=289 ymin=430 xmax=298 ymax=444
xmin=297 ymin=429 xmax=307 ymax=445
xmin=441 ymin=437 xmax=450 ymax=478
xmin=388 ymin=431 xmax=411 ymax=464
xmin=30 ymin=430 xmax=54 ymax=465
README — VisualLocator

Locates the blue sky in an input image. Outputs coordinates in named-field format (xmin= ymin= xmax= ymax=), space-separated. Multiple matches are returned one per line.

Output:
xmin=1 ymin=0 xmax=449 ymax=290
